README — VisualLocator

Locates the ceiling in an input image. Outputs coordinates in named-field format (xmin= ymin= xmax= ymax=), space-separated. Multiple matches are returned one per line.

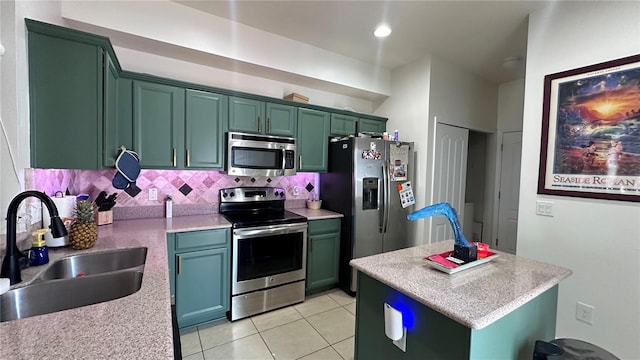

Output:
xmin=173 ymin=1 xmax=555 ymax=85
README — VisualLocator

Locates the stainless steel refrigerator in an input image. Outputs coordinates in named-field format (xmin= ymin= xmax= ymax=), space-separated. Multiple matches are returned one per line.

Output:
xmin=320 ymin=137 xmax=415 ymax=293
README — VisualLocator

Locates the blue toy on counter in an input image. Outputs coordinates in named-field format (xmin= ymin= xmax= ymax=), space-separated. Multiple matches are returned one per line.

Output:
xmin=407 ymin=202 xmax=477 ymax=262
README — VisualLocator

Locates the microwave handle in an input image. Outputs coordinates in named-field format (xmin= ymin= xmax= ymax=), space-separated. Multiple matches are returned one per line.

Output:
xmin=281 ymin=149 xmax=286 ymax=175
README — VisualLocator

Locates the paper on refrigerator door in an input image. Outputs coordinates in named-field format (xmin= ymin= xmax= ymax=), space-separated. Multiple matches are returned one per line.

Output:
xmin=389 ymin=144 xmax=409 ymax=181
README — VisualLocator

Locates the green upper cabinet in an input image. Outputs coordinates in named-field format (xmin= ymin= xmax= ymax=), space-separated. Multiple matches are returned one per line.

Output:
xmin=229 ymin=97 xmax=264 ymax=134
xmin=28 ymin=28 xmax=104 ymax=169
xmin=133 ymin=80 xmax=185 ymax=168
xmin=297 ymin=108 xmax=330 ymax=172
xmin=185 ymin=89 xmax=228 ymax=169
xmin=357 ymin=118 xmax=386 ymax=134
xmin=330 ymin=113 xmax=358 ymax=136
xmin=229 ymin=96 xmax=296 ymax=136
xmin=102 ymin=53 xmax=120 ymax=168
xmin=266 ymin=103 xmax=297 ymax=137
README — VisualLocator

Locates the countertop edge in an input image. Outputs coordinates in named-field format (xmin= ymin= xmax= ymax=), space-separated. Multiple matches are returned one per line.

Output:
xmin=350 ymin=242 xmax=573 ymax=330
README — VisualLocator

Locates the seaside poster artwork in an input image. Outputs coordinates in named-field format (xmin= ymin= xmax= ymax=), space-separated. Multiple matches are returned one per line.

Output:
xmin=539 ymin=54 xmax=640 ymax=202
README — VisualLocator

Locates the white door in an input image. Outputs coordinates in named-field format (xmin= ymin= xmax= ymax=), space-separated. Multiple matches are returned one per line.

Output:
xmin=431 ymin=123 xmax=469 ymax=242
xmin=496 ymin=131 xmax=522 ymax=253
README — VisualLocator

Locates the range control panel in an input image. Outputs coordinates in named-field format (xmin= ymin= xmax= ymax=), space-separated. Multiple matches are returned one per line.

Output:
xmin=220 ymin=187 xmax=287 ymax=203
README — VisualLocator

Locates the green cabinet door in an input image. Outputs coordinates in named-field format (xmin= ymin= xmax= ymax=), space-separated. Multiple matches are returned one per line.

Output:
xmin=306 ymin=218 xmax=341 ymax=294
xmin=229 ymin=96 xmax=264 ymax=134
xmin=185 ymin=89 xmax=228 ymax=169
xmin=266 ymin=103 xmax=296 ymax=137
xmin=297 ymin=108 xmax=330 ymax=172
xmin=102 ymin=53 xmax=120 ymax=168
xmin=358 ymin=118 xmax=386 ymax=134
xmin=133 ymin=81 xmax=185 ymax=168
xmin=175 ymin=247 xmax=230 ymax=328
xmin=330 ymin=113 xmax=358 ymax=136
xmin=28 ymin=31 xmax=103 ymax=169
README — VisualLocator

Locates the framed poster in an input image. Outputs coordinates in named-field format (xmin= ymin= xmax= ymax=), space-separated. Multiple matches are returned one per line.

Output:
xmin=538 ymin=54 xmax=640 ymax=202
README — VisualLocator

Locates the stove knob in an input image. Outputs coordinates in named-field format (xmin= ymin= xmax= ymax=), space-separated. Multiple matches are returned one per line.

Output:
xmin=222 ymin=192 xmax=228 ymax=198
xmin=230 ymin=192 xmax=235 ymax=197
xmin=274 ymin=191 xmax=279 ymax=197
xmin=279 ymin=192 xmax=285 ymax=197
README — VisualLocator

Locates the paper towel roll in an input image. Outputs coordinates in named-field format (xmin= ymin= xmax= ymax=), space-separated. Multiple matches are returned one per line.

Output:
xmin=43 ymin=195 xmax=75 ymax=247
xmin=0 ymin=278 xmax=9 ymax=295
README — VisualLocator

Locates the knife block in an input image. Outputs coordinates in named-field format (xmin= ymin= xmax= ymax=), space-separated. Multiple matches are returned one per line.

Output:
xmin=97 ymin=210 xmax=113 ymax=226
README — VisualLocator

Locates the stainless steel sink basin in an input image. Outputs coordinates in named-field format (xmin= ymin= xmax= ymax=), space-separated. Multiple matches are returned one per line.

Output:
xmin=34 ymin=247 xmax=147 ymax=281
xmin=0 ymin=270 xmax=144 ymax=322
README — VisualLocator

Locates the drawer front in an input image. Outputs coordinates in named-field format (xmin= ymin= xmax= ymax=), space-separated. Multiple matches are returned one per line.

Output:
xmin=308 ymin=218 xmax=341 ymax=236
xmin=175 ymin=228 xmax=229 ymax=251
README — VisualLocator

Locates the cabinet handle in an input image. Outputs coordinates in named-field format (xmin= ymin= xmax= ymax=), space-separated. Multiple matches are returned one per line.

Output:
xmin=299 ymin=155 xmax=302 ymax=169
xmin=186 ymin=149 xmax=191 ymax=167
xmin=173 ymin=148 xmax=177 ymax=167
xmin=267 ymin=117 xmax=271 ymax=133
xmin=258 ymin=116 xmax=262 ymax=132
xmin=177 ymin=256 xmax=182 ymax=274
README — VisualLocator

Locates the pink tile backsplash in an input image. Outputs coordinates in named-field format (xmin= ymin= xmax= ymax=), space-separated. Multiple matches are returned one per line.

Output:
xmin=25 ymin=168 xmax=320 ymax=211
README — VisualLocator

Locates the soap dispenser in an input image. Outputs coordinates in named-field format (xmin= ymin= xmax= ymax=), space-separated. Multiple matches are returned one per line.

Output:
xmin=29 ymin=229 xmax=50 ymax=266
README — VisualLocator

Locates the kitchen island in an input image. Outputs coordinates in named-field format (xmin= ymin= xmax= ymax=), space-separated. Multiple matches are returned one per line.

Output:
xmin=350 ymin=240 xmax=571 ymax=360
xmin=0 ymin=215 xmax=231 ymax=360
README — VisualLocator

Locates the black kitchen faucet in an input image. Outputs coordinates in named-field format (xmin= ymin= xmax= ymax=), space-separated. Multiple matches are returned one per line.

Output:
xmin=1 ymin=190 xmax=68 ymax=285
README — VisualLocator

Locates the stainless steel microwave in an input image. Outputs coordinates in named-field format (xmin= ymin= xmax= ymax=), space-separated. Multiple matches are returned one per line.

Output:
xmin=226 ymin=132 xmax=297 ymax=177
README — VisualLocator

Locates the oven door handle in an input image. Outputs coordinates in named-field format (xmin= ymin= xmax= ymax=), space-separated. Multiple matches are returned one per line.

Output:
xmin=281 ymin=148 xmax=286 ymax=176
xmin=234 ymin=223 xmax=308 ymax=237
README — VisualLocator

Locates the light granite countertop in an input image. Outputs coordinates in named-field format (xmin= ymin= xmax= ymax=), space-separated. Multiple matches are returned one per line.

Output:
xmin=0 ymin=214 xmax=231 ymax=360
xmin=350 ymin=240 xmax=572 ymax=330
xmin=288 ymin=207 xmax=343 ymax=220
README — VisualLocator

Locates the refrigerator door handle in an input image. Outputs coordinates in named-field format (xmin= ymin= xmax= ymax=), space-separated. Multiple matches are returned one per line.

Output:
xmin=381 ymin=163 xmax=389 ymax=233
xmin=379 ymin=167 xmax=385 ymax=233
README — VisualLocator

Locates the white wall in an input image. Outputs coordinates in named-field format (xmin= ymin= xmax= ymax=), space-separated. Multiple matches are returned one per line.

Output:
xmin=0 ymin=0 xmax=64 ymax=233
xmin=429 ymin=56 xmax=498 ymax=133
xmin=113 ymin=46 xmax=374 ymax=113
xmin=519 ymin=2 xmax=640 ymax=358
xmin=486 ymin=79 xmax=525 ymax=246
xmin=60 ymin=0 xmax=390 ymax=103
xmin=375 ymin=57 xmax=431 ymax=246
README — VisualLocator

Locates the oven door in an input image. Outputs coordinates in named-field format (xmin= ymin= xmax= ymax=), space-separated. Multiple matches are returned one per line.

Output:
xmin=232 ymin=222 xmax=307 ymax=295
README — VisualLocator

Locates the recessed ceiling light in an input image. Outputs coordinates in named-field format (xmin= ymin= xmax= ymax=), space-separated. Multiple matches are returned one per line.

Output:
xmin=374 ymin=24 xmax=391 ymax=38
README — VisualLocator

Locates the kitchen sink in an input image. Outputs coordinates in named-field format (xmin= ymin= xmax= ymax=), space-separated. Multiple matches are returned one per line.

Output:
xmin=34 ymin=247 xmax=147 ymax=282
xmin=0 ymin=270 xmax=144 ymax=322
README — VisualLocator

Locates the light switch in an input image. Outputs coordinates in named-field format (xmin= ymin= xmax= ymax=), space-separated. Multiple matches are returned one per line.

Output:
xmin=536 ymin=200 xmax=554 ymax=217
xmin=149 ymin=188 xmax=158 ymax=201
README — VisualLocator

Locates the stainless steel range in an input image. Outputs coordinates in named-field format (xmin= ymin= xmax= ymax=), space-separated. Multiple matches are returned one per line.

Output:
xmin=219 ymin=187 xmax=307 ymax=321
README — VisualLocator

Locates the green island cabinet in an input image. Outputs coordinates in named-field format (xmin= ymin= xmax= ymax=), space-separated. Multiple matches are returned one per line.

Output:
xmin=306 ymin=218 xmax=341 ymax=294
xmin=297 ymin=108 xmax=330 ymax=172
xmin=354 ymin=273 xmax=558 ymax=360
xmin=27 ymin=20 xmax=115 ymax=169
xmin=167 ymin=228 xmax=230 ymax=329
xmin=133 ymin=81 xmax=227 ymax=169
xmin=228 ymin=96 xmax=297 ymax=136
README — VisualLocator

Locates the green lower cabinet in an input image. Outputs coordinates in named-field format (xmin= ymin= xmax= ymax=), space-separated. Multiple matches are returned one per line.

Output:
xmin=168 ymin=229 xmax=230 ymax=329
xmin=354 ymin=272 xmax=558 ymax=360
xmin=297 ymin=108 xmax=330 ymax=172
xmin=306 ymin=218 xmax=341 ymax=294
xmin=358 ymin=118 xmax=386 ymax=134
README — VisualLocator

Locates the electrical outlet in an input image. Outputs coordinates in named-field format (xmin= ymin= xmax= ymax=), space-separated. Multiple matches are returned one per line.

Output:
xmin=149 ymin=188 xmax=158 ymax=201
xmin=576 ymin=302 xmax=594 ymax=324
xmin=293 ymin=186 xmax=300 ymax=196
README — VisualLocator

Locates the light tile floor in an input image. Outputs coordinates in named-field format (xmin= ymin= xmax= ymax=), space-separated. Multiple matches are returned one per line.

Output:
xmin=180 ymin=289 xmax=356 ymax=360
